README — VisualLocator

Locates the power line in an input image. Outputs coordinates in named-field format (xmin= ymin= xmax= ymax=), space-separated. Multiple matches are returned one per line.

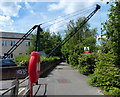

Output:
xmin=41 ymin=6 xmax=94 ymax=26
xmin=43 ymin=8 xmax=94 ymax=34
xmin=42 ymin=7 xmax=94 ymax=30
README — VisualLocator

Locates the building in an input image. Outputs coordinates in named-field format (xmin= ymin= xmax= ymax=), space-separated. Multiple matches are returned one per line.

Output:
xmin=0 ymin=32 xmax=32 ymax=58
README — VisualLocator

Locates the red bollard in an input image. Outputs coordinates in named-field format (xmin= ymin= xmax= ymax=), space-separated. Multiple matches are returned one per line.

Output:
xmin=28 ymin=51 xmax=40 ymax=97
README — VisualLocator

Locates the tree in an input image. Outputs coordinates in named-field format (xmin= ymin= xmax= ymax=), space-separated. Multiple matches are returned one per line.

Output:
xmin=102 ymin=1 xmax=120 ymax=65
xmin=27 ymin=31 xmax=62 ymax=57
xmin=27 ymin=34 xmax=36 ymax=53
xmin=61 ymin=17 xmax=97 ymax=61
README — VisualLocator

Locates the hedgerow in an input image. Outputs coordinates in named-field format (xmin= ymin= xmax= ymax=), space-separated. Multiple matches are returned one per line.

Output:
xmin=78 ymin=53 xmax=97 ymax=75
xmin=68 ymin=52 xmax=79 ymax=67
xmin=14 ymin=55 xmax=30 ymax=66
xmin=14 ymin=54 xmax=60 ymax=67
xmin=88 ymin=53 xmax=120 ymax=97
xmin=67 ymin=52 xmax=120 ymax=96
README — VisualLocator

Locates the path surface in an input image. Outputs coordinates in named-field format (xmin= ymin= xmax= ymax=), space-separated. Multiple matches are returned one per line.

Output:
xmin=0 ymin=62 xmax=104 ymax=96
xmin=33 ymin=62 xmax=103 ymax=96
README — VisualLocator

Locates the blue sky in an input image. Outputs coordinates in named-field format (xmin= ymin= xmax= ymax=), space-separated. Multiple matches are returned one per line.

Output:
xmin=0 ymin=0 xmax=112 ymax=38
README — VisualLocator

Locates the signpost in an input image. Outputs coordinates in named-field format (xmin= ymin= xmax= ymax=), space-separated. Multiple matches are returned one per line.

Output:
xmin=84 ymin=47 xmax=90 ymax=54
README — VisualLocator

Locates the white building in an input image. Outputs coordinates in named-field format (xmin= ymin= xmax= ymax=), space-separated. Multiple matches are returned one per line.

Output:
xmin=0 ymin=32 xmax=32 ymax=58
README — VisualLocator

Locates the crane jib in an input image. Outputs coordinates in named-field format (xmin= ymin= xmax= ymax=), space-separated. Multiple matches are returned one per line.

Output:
xmin=2 ymin=4 xmax=101 ymax=59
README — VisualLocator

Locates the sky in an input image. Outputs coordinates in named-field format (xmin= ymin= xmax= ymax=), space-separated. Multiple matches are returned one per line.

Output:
xmin=0 ymin=0 xmax=113 ymax=39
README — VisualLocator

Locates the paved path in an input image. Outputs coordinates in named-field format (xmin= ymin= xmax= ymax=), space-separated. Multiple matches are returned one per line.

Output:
xmin=33 ymin=62 xmax=103 ymax=96
xmin=0 ymin=62 xmax=104 ymax=96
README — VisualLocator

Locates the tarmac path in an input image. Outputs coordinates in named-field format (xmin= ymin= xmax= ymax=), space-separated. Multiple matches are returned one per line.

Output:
xmin=33 ymin=62 xmax=104 ymax=96
xmin=0 ymin=62 xmax=104 ymax=96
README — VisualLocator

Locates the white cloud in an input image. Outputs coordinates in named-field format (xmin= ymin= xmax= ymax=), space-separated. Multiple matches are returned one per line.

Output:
xmin=25 ymin=2 xmax=34 ymax=14
xmin=0 ymin=2 xmax=21 ymax=31
xmin=48 ymin=0 xmax=114 ymax=14
xmin=0 ymin=15 xmax=14 ymax=25
xmin=47 ymin=0 xmax=99 ymax=34
xmin=0 ymin=2 xmax=21 ymax=17
xmin=47 ymin=0 xmax=111 ymax=36
xmin=48 ymin=3 xmax=63 ymax=11
xmin=48 ymin=0 xmax=98 ymax=14
xmin=0 ymin=15 xmax=14 ymax=31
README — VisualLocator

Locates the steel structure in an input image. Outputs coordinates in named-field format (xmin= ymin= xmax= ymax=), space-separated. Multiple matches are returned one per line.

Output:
xmin=2 ymin=4 xmax=100 ymax=58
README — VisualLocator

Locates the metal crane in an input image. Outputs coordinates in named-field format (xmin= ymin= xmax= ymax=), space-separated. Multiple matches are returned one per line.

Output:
xmin=2 ymin=4 xmax=101 ymax=59
xmin=2 ymin=25 xmax=42 ymax=59
xmin=48 ymin=4 xmax=101 ymax=57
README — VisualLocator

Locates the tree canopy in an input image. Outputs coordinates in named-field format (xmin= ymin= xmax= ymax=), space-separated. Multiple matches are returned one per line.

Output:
xmin=61 ymin=17 xmax=97 ymax=61
xmin=27 ymin=31 xmax=62 ymax=57
xmin=102 ymin=1 xmax=120 ymax=65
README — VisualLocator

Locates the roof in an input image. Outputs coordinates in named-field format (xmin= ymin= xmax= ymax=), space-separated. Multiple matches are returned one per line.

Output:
xmin=0 ymin=32 xmax=32 ymax=40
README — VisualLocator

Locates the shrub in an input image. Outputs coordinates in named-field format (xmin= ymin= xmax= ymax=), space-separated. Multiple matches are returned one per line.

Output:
xmin=14 ymin=54 xmax=60 ymax=66
xmin=68 ymin=52 xmax=79 ymax=67
xmin=108 ymin=87 xmax=120 ymax=97
xmin=41 ymin=56 xmax=60 ymax=63
xmin=78 ymin=53 xmax=97 ymax=75
xmin=14 ymin=55 xmax=30 ymax=66
xmin=88 ymin=53 xmax=120 ymax=96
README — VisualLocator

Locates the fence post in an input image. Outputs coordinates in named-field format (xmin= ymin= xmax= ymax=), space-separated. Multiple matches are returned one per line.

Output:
xmin=11 ymin=78 xmax=19 ymax=97
xmin=25 ymin=80 xmax=30 ymax=97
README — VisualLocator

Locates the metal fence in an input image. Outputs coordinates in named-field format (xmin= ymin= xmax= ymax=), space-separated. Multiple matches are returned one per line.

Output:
xmin=1 ymin=59 xmax=62 ymax=97
xmin=1 ymin=76 xmax=30 ymax=97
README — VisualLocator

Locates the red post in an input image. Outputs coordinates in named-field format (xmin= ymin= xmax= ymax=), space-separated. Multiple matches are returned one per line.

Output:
xmin=30 ymin=82 xmax=33 ymax=97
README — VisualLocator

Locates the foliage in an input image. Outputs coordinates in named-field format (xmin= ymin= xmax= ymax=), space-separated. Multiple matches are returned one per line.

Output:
xmin=14 ymin=55 xmax=30 ymax=66
xmin=28 ymin=31 xmax=62 ymax=57
xmin=68 ymin=52 xmax=79 ymax=67
xmin=87 ymin=2 xmax=120 ymax=96
xmin=88 ymin=53 xmax=120 ymax=96
xmin=102 ymin=1 xmax=120 ymax=65
xmin=78 ymin=53 xmax=97 ymax=75
xmin=40 ymin=56 xmax=60 ymax=63
xmin=67 ymin=53 xmax=97 ymax=75
xmin=61 ymin=17 xmax=97 ymax=75
xmin=60 ymin=2 xmax=120 ymax=97
xmin=108 ymin=87 xmax=120 ymax=97
xmin=14 ymin=54 xmax=60 ymax=67
xmin=61 ymin=17 xmax=97 ymax=61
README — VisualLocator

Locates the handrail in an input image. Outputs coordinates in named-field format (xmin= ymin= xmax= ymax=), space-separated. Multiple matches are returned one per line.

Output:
xmin=1 ymin=85 xmax=16 ymax=95
xmin=19 ymin=76 xmax=29 ymax=84
xmin=1 ymin=76 xmax=29 ymax=96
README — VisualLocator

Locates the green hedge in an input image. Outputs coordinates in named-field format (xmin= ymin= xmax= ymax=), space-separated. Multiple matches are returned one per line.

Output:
xmin=88 ymin=53 xmax=120 ymax=97
xmin=14 ymin=54 xmax=60 ymax=67
xmin=41 ymin=56 xmax=60 ymax=63
xmin=68 ymin=52 xmax=79 ymax=67
xmin=78 ymin=53 xmax=97 ymax=75
xmin=67 ymin=52 xmax=120 ymax=96
xmin=68 ymin=53 xmax=97 ymax=75
xmin=14 ymin=55 xmax=30 ymax=66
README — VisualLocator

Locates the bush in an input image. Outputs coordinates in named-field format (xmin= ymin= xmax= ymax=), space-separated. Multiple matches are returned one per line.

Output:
xmin=88 ymin=53 xmax=120 ymax=96
xmin=14 ymin=54 xmax=60 ymax=66
xmin=14 ymin=55 xmax=30 ymax=66
xmin=78 ymin=53 xmax=97 ymax=75
xmin=108 ymin=87 xmax=120 ymax=97
xmin=41 ymin=56 xmax=60 ymax=63
xmin=68 ymin=52 xmax=79 ymax=67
